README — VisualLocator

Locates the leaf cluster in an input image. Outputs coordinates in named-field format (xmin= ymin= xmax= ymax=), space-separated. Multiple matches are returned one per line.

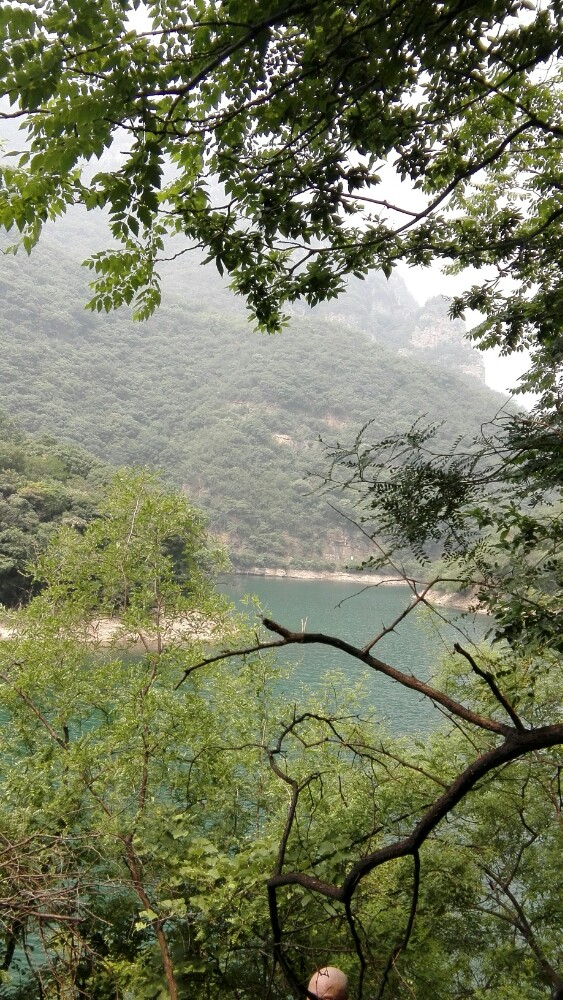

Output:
xmin=322 ymin=399 xmax=563 ymax=657
xmin=1 ymin=0 xmax=563 ymax=367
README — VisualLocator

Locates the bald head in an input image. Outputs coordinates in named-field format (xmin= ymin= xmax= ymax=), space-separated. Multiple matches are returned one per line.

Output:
xmin=307 ymin=967 xmax=349 ymax=1000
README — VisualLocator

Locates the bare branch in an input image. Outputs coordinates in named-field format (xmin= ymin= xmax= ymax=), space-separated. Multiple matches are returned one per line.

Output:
xmin=262 ymin=618 xmax=513 ymax=736
xmin=453 ymin=643 xmax=525 ymax=732
xmin=268 ymin=722 xmax=563 ymax=992
xmin=272 ymin=725 xmax=563 ymax=906
xmin=481 ymin=864 xmax=563 ymax=995
xmin=175 ymin=636 xmax=287 ymax=687
xmin=362 ymin=580 xmax=437 ymax=654
xmin=376 ymin=851 xmax=420 ymax=1000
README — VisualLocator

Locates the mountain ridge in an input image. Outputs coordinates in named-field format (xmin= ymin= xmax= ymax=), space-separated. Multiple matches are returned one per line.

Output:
xmin=1 ymin=220 xmax=507 ymax=570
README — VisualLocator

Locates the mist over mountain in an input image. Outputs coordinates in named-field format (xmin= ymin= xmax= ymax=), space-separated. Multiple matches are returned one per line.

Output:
xmin=297 ymin=273 xmax=485 ymax=383
xmin=1 ymin=215 xmax=506 ymax=570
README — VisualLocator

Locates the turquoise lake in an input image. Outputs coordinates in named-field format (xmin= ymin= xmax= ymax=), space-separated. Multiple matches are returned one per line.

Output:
xmin=220 ymin=574 xmax=488 ymax=735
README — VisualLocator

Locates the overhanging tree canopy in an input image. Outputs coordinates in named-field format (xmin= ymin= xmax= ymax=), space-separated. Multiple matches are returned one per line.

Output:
xmin=0 ymin=0 xmax=562 ymax=364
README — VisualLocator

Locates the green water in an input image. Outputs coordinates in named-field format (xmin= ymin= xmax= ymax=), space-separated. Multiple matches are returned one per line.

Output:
xmin=221 ymin=575 xmax=488 ymax=735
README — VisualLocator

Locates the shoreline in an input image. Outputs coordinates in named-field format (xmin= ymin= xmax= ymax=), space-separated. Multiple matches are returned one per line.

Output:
xmin=0 ymin=575 xmax=485 ymax=644
xmin=0 ymin=614 xmax=228 ymax=649
xmin=229 ymin=567 xmax=484 ymax=612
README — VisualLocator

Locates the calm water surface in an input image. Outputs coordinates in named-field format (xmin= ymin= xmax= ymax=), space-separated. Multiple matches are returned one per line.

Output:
xmin=220 ymin=575 xmax=488 ymax=735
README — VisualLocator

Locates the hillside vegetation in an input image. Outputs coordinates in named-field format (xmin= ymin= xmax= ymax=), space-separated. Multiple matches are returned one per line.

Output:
xmin=1 ymin=225 xmax=508 ymax=570
xmin=0 ymin=412 xmax=109 ymax=604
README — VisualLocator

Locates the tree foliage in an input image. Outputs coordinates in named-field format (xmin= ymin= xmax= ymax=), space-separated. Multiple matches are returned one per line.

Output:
xmin=183 ymin=376 xmax=562 ymax=998
xmin=1 ymin=3 xmax=563 ymax=997
xmin=0 ymin=411 xmax=109 ymax=605
xmin=0 ymin=0 xmax=562 ymax=360
xmin=0 ymin=455 xmax=561 ymax=1000
xmin=321 ymin=398 xmax=563 ymax=656
xmin=0 ymin=469 xmax=249 ymax=1000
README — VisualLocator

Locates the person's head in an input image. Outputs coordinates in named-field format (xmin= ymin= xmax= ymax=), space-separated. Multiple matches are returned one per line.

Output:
xmin=307 ymin=966 xmax=349 ymax=1000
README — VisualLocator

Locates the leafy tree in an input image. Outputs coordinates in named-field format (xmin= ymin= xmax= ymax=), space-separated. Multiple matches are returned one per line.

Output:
xmin=0 ymin=0 xmax=562 ymax=360
xmin=1 ymin=4 xmax=563 ymax=997
xmin=0 ymin=412 xmax=109 ymax=605
xmin=0 ymin=468 xmax=420 ymax=1000
xmin=0 ymin=457 xmax=561 ymax=1000
xmin=0 ymin=469 xmax=248 ymax=999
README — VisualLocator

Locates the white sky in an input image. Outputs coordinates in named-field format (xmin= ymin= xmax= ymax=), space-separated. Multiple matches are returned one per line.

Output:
xmin=370 ymin=161 xmax=534 ymax=405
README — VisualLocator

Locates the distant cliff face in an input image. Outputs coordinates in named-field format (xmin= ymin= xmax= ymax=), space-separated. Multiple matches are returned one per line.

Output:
xmin=298 ymin=274 xmax=485 ymax=383
xmin=397 ymin=296 xmax=485 ymax=383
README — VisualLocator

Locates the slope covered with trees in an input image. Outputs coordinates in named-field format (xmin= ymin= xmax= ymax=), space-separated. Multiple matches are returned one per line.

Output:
xmin=0 ymin=229 xmax=507 ymax=570
xmin=0 ymin=411 xmax=109 ymax=604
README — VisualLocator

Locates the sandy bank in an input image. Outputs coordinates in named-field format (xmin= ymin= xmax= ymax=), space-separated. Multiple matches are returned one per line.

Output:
xmin=0 ymin=613 xmax=227 ymax=650
xmin=0 ymin=576 xmax=484 ymax=646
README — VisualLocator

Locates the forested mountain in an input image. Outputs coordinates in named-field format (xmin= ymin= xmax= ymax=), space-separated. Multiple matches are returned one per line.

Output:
xmin=296 ymin=276 xmax=486 ymax=383
xmin=1 ymin=222 xmax=507 ymax=570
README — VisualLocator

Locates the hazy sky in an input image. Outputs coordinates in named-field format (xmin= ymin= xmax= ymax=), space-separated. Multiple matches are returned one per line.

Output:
xmin=395 ymin=260 xmax=533 ymax=405
xmin=372 ymin=162 xmax=533 ymax=405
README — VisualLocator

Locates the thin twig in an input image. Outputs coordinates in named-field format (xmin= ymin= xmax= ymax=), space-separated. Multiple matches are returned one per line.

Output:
xmin=362 ymin=580 xmax=438 ymax=654
xmin=376 ymin=850 xmax=420 ymax=1000
xmin=453 ymin=643 xmax=525 ymax=732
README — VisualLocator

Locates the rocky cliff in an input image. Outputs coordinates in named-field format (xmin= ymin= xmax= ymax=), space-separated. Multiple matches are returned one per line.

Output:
xmin=298 ymin=273 xmax=485 ymax=382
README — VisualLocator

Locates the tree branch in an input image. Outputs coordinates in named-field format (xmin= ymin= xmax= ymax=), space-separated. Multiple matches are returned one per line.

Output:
xmin=362 ymin=579 xmax=438 ymax=654
xmin=481 ymin=863 xmax=563 ymax=995
xmin=262 ymin=618 xmax=513 ymax=736
xmin=376 ymin=850 xmax=420 ymax=1000
xmin=453 ymin=642 xmax=525 ymax=732
xmin=268 ymin=722 xmax=563 ymax=994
